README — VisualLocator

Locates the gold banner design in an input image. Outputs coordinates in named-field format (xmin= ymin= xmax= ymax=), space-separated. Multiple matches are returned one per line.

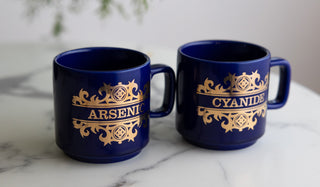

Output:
xmin=72 ymin=80 xmax=149 ymax=145
xmin=196 ymin=71 xmax=269 ymax=133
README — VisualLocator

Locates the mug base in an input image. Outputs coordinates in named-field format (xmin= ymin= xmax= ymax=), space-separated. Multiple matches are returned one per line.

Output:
xmin=64 ymin=150 xmax=141 ymax=163
xmin=183 ymin=137 xmax=257 ymax=150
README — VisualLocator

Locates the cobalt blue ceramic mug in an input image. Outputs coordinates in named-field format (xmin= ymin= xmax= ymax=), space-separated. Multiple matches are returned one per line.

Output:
xmin=53 ymin=47 xmax=175 ymax=163
xmin=176 ymin=40 xmax=291 ymax=150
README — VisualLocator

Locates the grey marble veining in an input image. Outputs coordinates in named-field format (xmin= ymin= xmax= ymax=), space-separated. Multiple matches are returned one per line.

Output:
xmin=109 ymin=148 xmax=192 ymax=187
xmin=217 ymin=161 xmax=231 ymax=187
xmin=0 ymin=66 xmax=52 ymax=99
xmin=269 ymin=121 xmax=320 ymax=136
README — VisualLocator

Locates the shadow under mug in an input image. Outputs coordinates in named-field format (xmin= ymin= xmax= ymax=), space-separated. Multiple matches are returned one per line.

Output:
xmin=176 ymin=40 xmax=291 ymax=150
xmin=53 ymin=47 xmax=175 ymax=163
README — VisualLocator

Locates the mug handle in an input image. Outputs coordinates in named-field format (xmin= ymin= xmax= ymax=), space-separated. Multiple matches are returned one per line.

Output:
xmin=150 ymin=64 xmax=175 ymax=118
xmin=267 ymin=57 xmax=291 ymax=109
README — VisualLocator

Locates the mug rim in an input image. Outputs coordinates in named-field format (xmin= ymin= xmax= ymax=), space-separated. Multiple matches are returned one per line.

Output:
xmin=54 ymin=47 xmax=150 ymax=73
xmin=178 ymin=40 xmax=271 ymax=64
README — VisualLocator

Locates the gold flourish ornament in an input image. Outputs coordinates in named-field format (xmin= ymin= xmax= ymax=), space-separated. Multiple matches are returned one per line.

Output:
xmin=72 ymin=115 xmax=147 ymax=145
xmin=196 ymin=71 xmax=268 ymax=132
xmin=197 ymin=103 xmax=267 ymax=133
xmin=72 ymin=80 xmax=149 ymax=108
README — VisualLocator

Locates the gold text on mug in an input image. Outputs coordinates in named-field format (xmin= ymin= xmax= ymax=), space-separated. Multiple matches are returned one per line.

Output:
xmin=211 ymin=93 xmax=265 ymax=108
xmin=87 ymin=103 xmax=145 ymax=120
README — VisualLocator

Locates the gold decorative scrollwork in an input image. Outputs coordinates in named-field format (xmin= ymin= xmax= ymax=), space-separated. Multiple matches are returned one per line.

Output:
xmin=197 ymin=78 xmax=228 ymax=96
xmin=196 ymin=70 xmax=268 ymax=132
xmin=71 ymin=80 xmax=149 ymax=145
xmin=72 ymin=115 xmax=147 ymax=145
xmin=197 ymin=70 xmax=268 ymax=96
xmin=72 ymin=80 xmax=149 ymax=108
xmin=197 ymin=102 xmax=267 ymax=133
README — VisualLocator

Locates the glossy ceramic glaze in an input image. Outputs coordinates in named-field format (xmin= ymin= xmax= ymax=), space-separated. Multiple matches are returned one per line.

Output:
xmin=53 ymin=47 xmax=175 ymax=163
xmin=176 ymin=40 xmax=291 ymax=150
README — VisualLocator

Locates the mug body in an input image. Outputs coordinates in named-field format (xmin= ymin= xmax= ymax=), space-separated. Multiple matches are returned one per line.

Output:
xmin=53 ymin=47 xmax=150 ymax=163
xmin=176 ymin=40 xmax=271 ymax=150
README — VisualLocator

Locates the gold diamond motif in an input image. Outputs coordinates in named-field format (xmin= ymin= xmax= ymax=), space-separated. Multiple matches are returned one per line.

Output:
xmin=237 ymin=76 xmax=251 ymax=91
xmin=112 ymin=86 xmax=127 ymax=101
xmin=234 ymin=114 xmax=247 ymax=127
xmin=113 ymin=125 xmax=127 ymax=140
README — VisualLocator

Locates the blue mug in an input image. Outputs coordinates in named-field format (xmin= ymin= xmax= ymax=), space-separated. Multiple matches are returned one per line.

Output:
xmin=176 ymin=40 xmax=291 ymax=150
xmin=53 ymin=47 xmax=175 ymax=163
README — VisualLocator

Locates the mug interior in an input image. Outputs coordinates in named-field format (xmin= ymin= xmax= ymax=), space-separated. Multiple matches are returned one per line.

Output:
xmin=180 ymin=40 xmax=268 ymax=62
xmin=55 ymin=47 xmax=149 ymax=71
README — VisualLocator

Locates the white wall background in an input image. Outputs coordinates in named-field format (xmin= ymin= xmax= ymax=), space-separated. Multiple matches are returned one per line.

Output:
xmin=1 ymin=0 xmax=320 ymax=93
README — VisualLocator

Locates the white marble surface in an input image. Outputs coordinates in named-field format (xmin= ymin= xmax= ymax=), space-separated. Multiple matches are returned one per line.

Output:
xmin=0 ymin=43 xmax=319 ymax=187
